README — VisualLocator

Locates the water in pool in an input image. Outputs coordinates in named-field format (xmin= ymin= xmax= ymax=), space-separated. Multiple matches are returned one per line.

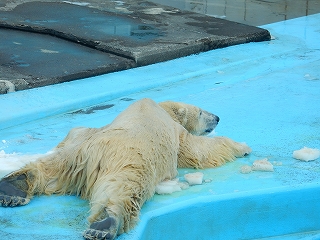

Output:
xmin=149 ymin=0 xmax=320 ymax=26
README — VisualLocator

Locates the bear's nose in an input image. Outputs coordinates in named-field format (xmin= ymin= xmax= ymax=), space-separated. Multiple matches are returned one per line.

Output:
xmin=215 ymin=116 xmax=220 ymax=123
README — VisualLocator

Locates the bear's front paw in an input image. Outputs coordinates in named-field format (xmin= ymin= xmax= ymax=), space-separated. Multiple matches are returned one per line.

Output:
xmin=0 ymin=178 xmax=30 ymax=207
xmin=83 ymin=217 xmax=118 ymax=240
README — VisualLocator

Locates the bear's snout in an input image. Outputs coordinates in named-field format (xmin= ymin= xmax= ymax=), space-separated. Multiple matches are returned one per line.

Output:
xmin=215 ymin=115 xmax=220 ymax=123
xmin=208 ymin=112 xmax=219 ymax=124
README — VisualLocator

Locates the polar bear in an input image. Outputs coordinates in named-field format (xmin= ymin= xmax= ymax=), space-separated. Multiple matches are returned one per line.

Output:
xmin=0 ymin=98 xmax=251 ymax=240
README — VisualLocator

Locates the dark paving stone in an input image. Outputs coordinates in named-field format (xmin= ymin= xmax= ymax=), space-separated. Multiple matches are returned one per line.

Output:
xmin=0 ymin=0 xmax=271 ymax=93
xmin=0 ymin=28 xmax=135 ymax=93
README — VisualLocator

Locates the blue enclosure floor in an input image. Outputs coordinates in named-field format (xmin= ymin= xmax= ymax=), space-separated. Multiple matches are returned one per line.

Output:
xmin=0 ymin=14 xmax=320 ymax=240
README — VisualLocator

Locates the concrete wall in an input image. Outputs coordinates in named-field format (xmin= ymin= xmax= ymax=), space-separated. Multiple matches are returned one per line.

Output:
xmin=150 ymin=0 xmax=320 ymax=25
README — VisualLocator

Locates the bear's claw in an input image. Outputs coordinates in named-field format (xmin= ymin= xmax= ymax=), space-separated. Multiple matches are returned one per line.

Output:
xmin=83 ymin=229 xmax=114 ymax=240
xmin=83 ymin=217 xmax=118 ymax=240
xmin=0 ymin=194 xmax=30 ymax=207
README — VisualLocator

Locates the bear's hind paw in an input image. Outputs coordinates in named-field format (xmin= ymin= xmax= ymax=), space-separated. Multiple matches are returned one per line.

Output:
xmin=0 ymin=176 xmax=30 ymax=207
xmin=83 ymin=217 xmax=118 ymax=240
xmin=0 ymin=194 xmax=30 ymax=207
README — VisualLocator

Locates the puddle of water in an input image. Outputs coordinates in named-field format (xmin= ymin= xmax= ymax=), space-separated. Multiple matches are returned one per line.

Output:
xmin=149 ymin=0 xmax=320 ymax=26
xmin=5 ymin=2 xmax=161 ymax=41
xmin=70 ymin=104 xmax=115 ymax=115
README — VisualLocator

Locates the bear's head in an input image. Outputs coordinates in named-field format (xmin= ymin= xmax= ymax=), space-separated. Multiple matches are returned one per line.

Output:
xmin=159 ymin=101 xmax=219 ymax=136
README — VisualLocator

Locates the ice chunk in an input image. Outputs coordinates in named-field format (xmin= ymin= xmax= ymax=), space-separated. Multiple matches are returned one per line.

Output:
xmin=142 ymin=8 xmax=178 ymax=14
xmin=293 ymin=147 xmax=320 ymax=161
xmin=184 ymin=172 xmax=204 ymax=185
xmin=252 ymin=158 xmax=274 ymax=172
xmin=0 ymin=150 xmax=50 ymax=178
xmin=240 ymin=165 xmax=252 ymax=174
xmin=177 ymin=181 xmax=189 ymax=190
xmin=63 ymin=1 xmax=90 ymax=6
xmin=0 ymin=80 xmax=15 ymax=93
xmin=155 ymin=179 xmax=182 ymax=195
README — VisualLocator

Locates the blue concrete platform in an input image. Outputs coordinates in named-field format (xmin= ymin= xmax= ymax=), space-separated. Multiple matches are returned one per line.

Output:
xmin=0 ymin=13 xmax=320 ymax=240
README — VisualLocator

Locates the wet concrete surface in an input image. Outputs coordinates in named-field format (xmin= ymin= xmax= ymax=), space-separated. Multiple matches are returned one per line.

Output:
xmin=0 ymin=28 xmax=135 ymax=91
xmin=0 ymin=0 xmax=271 ymax=93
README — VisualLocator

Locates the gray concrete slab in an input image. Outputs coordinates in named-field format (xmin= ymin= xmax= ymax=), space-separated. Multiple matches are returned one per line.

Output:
xmin=0 ymin=0 xmax=270 ymax=93
xmin=0 ymin=28 xmax=135 ymax=93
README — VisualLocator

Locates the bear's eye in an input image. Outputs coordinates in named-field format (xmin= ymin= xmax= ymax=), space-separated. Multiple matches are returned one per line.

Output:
xmin=199 ymin=110 xmax=202 ymax=116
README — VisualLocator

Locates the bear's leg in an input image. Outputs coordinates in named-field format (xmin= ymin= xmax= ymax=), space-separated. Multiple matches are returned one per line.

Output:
xmin=83 ymin=172 xmax=151 ymax=240
xmin=0 ymin=154 xmax=62 ymax=207
xmin=178 ymin=134 xmax=252 ymax=168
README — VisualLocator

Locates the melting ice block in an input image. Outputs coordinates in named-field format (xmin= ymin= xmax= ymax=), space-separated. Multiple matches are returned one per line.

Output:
xmin=184 ymin=172 xmax=204 ymax=185
xmin=240 ymin=165 xmax=252 ymax=174
xmin=252 ymin=158 xmax=274 ymax=172
xmin=155 ymin=179 xmax=190 ymax=194
xmin=155 ymin=179 xmax=182 ymax=195
xmin=293 ymin=147 xmax=320 ymax=161
xmin=0 ymin=150 xmax=50 ymax=178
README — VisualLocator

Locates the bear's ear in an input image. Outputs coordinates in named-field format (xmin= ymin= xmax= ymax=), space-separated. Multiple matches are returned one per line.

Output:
xmin=177 ymin=107 xmax=188 ymax=126
xmin=159 ymin=101 xmax=188 ymax=126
